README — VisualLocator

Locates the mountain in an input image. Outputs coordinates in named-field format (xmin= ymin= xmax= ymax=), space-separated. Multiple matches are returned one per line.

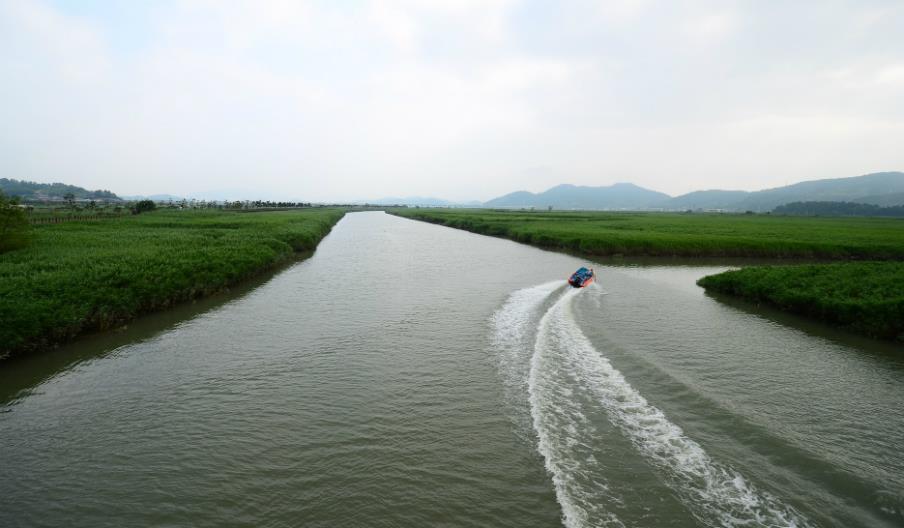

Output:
xmin=734 ymin=172 xmax=904 ymax=211
xmin=656 ymin=190 xmax=751 ymax=210
xmin=0 ymin=178 xmax=120 ymax=201
xmin=831 ymin=191 xmax=904 ymax=207
xmin=484 ymin=190 xmax=536 ymax=207
xmin=484 ymin=183 xmax=669 ymax=210
xmin=651 ymin=172 xmax=904 ymax=211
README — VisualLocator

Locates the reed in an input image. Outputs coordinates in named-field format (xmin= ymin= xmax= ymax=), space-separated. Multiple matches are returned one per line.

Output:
xmin=392 ymin=209 xmax=904 ymax=259
xmin=0 ymin=208 xmax=344 ymax=359
xmin=698 ymin=263 xmax=904 ymax=341
xmin=393 ymin=208 xmax=904 ymax=340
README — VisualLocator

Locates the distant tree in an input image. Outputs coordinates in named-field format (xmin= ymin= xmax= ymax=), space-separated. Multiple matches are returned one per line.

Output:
xmin=64 ymin=192 xmax=76 ymax=208
xmin=0 ymin=178 xmax=121 ymax=201
xmin=0 ymin=190 xmax=30 ymax=253
xmin=131 ymin=199 xmax=157 ymax=214
xmin=774 ymin=201 xmax=904 ymax=217
xmin=89 ymin=189 xmax=118 ymax=200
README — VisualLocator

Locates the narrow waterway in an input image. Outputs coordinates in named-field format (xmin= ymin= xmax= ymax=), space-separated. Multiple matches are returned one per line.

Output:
xmin=2 ymin=211 xmax=902 ymax=527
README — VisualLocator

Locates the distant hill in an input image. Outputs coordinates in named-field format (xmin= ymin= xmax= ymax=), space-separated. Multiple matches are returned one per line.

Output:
xmin=484 ymin=183 xmax=669 ymax=210
xmin=484 ymin=190 xmax=535 ymax=207
xmin=656 ymin=190 xmax=751 ymax=210
xmin=0 ymin=178 xmax=120 ymax=201
xmin=734 ymin=172 xmax=904 ymax=211
xmin=844 ymin=191 xmax=904 ymax=207
xmin=652 ymin=172 xmax=904 ymax=211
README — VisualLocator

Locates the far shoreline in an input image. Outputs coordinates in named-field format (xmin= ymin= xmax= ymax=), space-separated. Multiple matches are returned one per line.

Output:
xmin=390 ymin=208 xmax=904 ymax=342
xmin=0 ymin=209 xmax=346 ymax=362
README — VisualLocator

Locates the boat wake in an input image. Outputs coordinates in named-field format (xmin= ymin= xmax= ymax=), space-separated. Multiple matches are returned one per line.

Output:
xmin=492 ymin=283 xmax=813 ymax=528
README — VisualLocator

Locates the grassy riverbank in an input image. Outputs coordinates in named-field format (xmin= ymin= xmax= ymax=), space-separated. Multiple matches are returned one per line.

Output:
xmin=393 ymin=208 xmax=904 ymax=340
xmin=0 ymin=208 xmax=344 ymax=359
xmin=698 ymin=263 xmax=904 ymax=341
xmin=392 ymin=209 xmax=904 ymax=259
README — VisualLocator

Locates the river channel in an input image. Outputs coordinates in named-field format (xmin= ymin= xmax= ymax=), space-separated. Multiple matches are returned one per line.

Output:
xmin=1 ymin=211 xmax=902 ymax=527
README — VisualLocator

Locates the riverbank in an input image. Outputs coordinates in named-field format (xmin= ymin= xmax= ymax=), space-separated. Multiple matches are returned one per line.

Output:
xmin=392 ymin=208 xmax=904 ymax=340
xmin=698 ymin=263 xmax=904 ymax=341
xmin=391 ymin=209 xmax=904 ymax=259
xmin=4 ymin=211 xmax=901 ymax=528
xmin=0 ymin=208 xmax=345 ymax=359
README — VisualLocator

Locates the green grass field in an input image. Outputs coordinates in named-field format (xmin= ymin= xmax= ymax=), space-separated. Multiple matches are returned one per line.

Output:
xmin=394 ymin=208 xmax=904 ymax=340
xmin=392 ymin=209 xmax=904 ymax=259
xmin=0 ymin=208 xmax=344 ymax=359
xmin=698 ymin=263 xmax=904 ymax=341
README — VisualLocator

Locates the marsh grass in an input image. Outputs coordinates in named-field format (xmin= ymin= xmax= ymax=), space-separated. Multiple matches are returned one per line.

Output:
xmin=698 ymin=263 xmax=904 ymax=341
xmin=0 ymin=208 xmax=344 ymax=358
xmin=393 ymin=209 xmax=904 ymax=259
xmin=394 ymin=208 xmax=904 ymax=341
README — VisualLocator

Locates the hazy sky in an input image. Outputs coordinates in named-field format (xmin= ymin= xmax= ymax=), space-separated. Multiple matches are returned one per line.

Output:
xmin=2 ymin=0 xmax=904 ymax=201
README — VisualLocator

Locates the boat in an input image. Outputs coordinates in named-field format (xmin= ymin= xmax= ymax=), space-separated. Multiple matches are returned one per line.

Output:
xmin=568 ymin=267 xmax=594 ymax=288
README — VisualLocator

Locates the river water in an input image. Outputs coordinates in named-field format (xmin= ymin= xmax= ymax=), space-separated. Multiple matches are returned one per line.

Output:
xmin=1 ymin=211 xmax=902 ymax=528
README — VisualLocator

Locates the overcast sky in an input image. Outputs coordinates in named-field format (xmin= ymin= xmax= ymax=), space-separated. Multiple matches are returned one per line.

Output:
xmin=2 ymin=0 xmax=904 ymax=201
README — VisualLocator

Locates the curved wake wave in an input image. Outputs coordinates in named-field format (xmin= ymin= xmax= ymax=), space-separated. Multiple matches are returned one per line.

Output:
xmin=492 ymin=281 xmax=561 ymax=439
xmin=493 ymin=283 xmax=813 ymax=528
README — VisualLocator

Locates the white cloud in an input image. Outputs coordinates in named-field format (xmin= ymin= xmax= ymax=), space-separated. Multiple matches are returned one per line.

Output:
xmin=367 ymin=2 xmax=419 ymax=53
xmin=876 ymin=63 xmax=904 ymax=85
xmin=590 ymin=0 xmax=649 ymax=26
xmin=682 ymin=12 xmax=738 ymax=44
xmin=1 ymin=0 xmax=903 ymax=201
xmin=0 ymin=0 xmax=111 ymax=83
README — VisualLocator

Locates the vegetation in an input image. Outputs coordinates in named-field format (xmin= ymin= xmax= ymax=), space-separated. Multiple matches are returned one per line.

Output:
xmin=393 ymin=208 xmax=904 ymax=340
xmin=0 ymin=191 xmax=31 ymax=253
xmin=131 ymin=199 xmax=157 ymax=214
xmin=479 ymin=171 xmax=904 ymax=211
xmin=392 ymin=209 xmax=904 ymax=259
xmin=697 ymin=263 xmax=904 ymax=341
xmin=19 ymin=198 xmax=322 ymax=223
xmin=0 ymin=208 xmax=344 ymax=359
xmin=0 ymin=178 xmax=119 ymax=201
xmin=774 ymin=201 xmax=904 ymax=217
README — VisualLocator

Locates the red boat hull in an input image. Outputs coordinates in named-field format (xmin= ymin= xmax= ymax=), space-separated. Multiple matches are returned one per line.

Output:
xmin=568 ymin=277 xmax=594 ymax=288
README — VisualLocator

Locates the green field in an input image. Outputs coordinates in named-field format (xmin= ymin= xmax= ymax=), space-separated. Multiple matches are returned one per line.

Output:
xmin=392 ymin=209 xmax=904 ymax=259
xmin=0 ymin=208 xmax=344 ymax=359
xmin=698 ymin=263 xmax=904 ymax=341
xmin=394 ymin=208 xmax=904 ymax=340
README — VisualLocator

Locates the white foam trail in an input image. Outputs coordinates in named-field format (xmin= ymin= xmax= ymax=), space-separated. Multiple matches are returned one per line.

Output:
xmin=492 ymin=281 xmax=562 ymax=438
xmin=528 ymin=290 xmax=627 ymax=528
xmin=535 ymin=290 xmax=813 ymax=528
xmin=494 ymin=283 xmax=625 ymax=527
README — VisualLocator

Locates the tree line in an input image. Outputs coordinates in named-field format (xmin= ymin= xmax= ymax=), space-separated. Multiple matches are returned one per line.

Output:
xmin=0 ymin=191 xmax=29 ymax=253
xmin=0 ymin=178 xmax=119 ymax=201
xmin=773 ymin=201 xmax=904 ymax=217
